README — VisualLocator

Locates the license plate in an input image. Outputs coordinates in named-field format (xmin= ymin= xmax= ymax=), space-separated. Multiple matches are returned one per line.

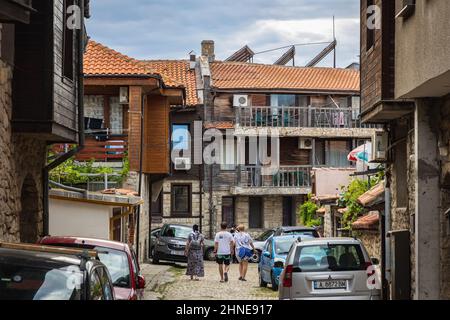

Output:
xmin=313 ymin=280 xmax=347 ymax=290
xmin=171 ymin=250 xmax=185 ymax=256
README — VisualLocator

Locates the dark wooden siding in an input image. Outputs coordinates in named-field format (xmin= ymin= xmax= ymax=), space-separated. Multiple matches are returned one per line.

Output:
xmin=53 ymin=0 xmax=78 ymax=135
xmin=360 ymin=0 xmax=396 ymax=114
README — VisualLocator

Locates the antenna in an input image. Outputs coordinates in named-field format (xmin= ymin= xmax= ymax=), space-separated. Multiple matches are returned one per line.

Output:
xmin=333 ymin=15 xmax=336 ymax=68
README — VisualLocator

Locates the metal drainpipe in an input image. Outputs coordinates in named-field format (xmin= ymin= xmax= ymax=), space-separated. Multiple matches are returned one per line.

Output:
xmin=43 ymin=2 xmax=86 ymax=236
xmin=136 ymin=94 xmax=145 ymax=262
xmin=384 ymin=178 xmax=392 ymax=291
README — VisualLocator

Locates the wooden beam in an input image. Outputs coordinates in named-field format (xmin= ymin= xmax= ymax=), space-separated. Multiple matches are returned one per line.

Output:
xmin=84 ymin=77 xmax=159 ymax=87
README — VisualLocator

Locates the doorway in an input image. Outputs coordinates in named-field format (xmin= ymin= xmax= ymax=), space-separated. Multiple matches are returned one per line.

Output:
xmin=282 ymin=197 xmax=295 ymax=226
xmin=222 ymin=197 xmax=235 ymax=228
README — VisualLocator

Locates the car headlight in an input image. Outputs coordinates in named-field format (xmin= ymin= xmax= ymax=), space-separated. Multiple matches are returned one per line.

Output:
xmin=157 ymin=239 xmax=166 ymax=246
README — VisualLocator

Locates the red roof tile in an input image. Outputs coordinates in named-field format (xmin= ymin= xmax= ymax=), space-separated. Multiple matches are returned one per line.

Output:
xmin=358 ymin=183 xmax=385 ymax=207
xmin=142 ymin=60 xmax=198 ymax=106
xmin=210 ymin=61 xmax=360 ymax=93
xmin=84 ymin=41 xmax=182 ymax=88
xmin=352 ymin=211 xmax=380 ymax=230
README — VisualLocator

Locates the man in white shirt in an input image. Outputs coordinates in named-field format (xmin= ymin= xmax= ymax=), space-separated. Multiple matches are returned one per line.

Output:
xmin=214 ymin=222 xmax=235 ymax=283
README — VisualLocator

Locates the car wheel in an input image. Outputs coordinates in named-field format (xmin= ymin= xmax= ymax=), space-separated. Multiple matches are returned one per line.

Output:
xmin=250 ymin=251 xmax=261 ymax=264
xmin=259 ymin=272 xmax=268 ymax=288
xmin=205 ymin=248 xmax=215 ymax=261
xmin=271 ymin=272 xmax=279 ymax=291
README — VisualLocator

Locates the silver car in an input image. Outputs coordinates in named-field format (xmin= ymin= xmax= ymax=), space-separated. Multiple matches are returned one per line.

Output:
xmin=278 ymin=238 xmax=381 ymax=300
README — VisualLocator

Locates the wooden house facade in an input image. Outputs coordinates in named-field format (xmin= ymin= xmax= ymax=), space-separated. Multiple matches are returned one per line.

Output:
xmin=0 ymin=0 xmax=89 ymax=243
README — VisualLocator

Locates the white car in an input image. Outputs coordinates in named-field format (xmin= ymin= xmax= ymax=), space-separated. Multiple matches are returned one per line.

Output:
xmin=278 ymin=238 xmax=381 ymax=300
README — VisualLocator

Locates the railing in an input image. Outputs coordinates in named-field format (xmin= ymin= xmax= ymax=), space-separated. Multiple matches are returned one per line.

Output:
xmin=76 ymin=136 xmax=128 ymax=162
xmin=235 ymin=106 xmax=378 ymax=129
xmin=236 ymin=165 xmax=312 ymax=188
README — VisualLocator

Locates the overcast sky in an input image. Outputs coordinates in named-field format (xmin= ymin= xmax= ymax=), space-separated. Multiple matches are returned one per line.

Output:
xmin=86 ymin=0 xmax=360 ymax=68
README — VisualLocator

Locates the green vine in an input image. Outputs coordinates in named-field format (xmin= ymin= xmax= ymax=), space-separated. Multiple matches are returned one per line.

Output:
xmin=49 ymin=156 xmax=130 ymax=187
xmin=338 ymin=170 xmax=385 ymax=230
xmin=298 ymin=194 xmax=322 ymax=227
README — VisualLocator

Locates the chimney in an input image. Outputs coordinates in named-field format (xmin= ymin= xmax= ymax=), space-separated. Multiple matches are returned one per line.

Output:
xmin=189 ymin=51 xmax=196 ymax=70
xmin=201 ymin=40 xmax=215 ymax=62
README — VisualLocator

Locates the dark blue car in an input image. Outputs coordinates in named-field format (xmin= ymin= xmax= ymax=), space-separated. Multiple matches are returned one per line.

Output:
xmin=258 ymin=235 xmax=313 ymax=291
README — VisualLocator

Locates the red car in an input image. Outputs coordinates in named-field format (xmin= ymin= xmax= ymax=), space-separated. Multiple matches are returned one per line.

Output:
xmin=40 ymin=236 xmax=146 ymax=300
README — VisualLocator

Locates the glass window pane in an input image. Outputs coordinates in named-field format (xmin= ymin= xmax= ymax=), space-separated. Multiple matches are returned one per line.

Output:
xmin=172 ymin=185 xmax=190 ymax=215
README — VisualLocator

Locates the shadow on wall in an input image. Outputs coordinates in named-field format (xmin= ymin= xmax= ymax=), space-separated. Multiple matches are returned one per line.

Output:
xmin=19 ymin=174 xmax=39 ymax=243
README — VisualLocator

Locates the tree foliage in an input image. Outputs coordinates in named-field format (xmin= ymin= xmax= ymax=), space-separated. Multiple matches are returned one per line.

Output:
xmin=298 ymin=194 xmax=322 ymax=227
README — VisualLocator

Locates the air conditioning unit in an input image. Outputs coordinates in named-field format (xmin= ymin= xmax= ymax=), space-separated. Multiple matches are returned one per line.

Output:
xmin=174 ymin=157 xmax=191 ymax=171
xmin=233 ymin=94 xmax=249 ymax=107
xmin=299 ymin=138 xmax=313 ymax=150
xmin=119 ymin=87 xmax=129 ymax=104
xmin=371 ymin=132 xmax=389 ymax=162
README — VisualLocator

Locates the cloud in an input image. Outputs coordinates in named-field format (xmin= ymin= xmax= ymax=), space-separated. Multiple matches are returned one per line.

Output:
xmin=86 ymin=0 xmax=360 ymax=67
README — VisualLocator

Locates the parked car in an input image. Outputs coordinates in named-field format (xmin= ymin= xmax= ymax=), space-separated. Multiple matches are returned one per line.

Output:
xmin=278 ymin=238 xmax=381 ymax=300
xmin=152 ymin=224 xmax=216 ymax=264
xmin=251 ymin=228 xmax=276 ymax=263
xmin=273 ymin=226 xmax=320 ymax=238
xmin=259 ymin=235 xmax=304 ymax=291
xmin=40 ymin=236 xmax=145 ymax=300
xmin=0 ymin=242 xmax=115 ymax=300
xmin=149 ymin=228 xmax=161 ymax=258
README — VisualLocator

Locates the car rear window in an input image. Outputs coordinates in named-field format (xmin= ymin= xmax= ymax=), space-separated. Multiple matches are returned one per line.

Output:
xmin=293 ymin=244 xmax=367 ymax=272
xmin=0 ymin=262 xmax=83 ymax=300
xmin=283 ymin=230 xmax=318 ymax=238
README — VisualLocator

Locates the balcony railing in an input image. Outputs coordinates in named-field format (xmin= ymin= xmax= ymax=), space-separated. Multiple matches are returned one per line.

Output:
xmin=236 ymin=165 xmax=312 ymax=188
xmin=76 ymin=136 xmax=128 ymax=162
xmin=235 ymin=106 xmax=378 ymax=129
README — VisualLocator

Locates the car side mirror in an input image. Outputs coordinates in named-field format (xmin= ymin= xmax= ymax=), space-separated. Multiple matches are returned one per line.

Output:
xmin=371 ymin=257 xmax=380 ymax=265
xmin=137 ymin=275 xmax=146 ymax=289
xmin=263 ymin=251 xmax=271 ymax=258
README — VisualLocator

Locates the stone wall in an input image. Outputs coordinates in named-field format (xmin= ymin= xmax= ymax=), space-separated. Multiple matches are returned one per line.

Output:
xmin=356 ymin=230 xmax=381 ymax=260
xmin=0 ymin=59 xmax=47 ymax=243
xmin=439 ymin=96 xmax=450 ymax=299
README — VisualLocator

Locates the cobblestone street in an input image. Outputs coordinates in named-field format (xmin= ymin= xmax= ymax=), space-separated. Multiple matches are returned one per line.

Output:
xmin=141 ymin=261 xmax=278 ymax=300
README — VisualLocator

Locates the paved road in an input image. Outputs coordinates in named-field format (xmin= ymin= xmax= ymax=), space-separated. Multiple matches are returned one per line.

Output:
xmin=141 ymin=261 xmax=278 ymax=300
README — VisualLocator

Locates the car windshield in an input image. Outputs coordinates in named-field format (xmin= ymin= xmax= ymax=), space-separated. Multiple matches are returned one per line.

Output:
xmin=0 ymin=262 xmax=83 ymax=300
xmin=95 ymin=247 xmax=131 ymax=288
xmin=274 ymin=239 xmax=297 ymax=255
xmin=294 ymin=244 xmax=367 ymax=272
xmin=256 ymin=230 xmax=273 ymax=241
xmin=163 ymin=226 xmax=191 ymax=239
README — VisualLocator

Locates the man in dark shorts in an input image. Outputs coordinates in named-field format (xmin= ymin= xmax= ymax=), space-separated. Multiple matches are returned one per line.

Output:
xmin=214 ymin=222 xmax=235 ymax=283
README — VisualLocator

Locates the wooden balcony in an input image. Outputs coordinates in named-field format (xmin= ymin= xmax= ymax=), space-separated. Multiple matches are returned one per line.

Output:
xmin=231 ymin=165 xmax=312 ymax=195
xmin=75 ymin=136 xmax=128 ymax=163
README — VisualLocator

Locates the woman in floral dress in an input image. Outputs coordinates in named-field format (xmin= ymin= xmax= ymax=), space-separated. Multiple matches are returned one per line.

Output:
xmin=185 ymin=225 xmax=205 ymax=280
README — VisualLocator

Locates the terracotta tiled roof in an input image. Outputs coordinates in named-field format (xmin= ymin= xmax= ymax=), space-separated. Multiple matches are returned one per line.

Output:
xmin=142 ymin=60 xmax=199 ymax=106
xmin=84 ymin=41 xmax=182 ymax=88
xmin=352 ymin=211 xmax=380 ymax=230
xmin=204 ymin=121 xmax=235 ymax=130
xmin=358 ymin=183 xmax=385 ymax=207
xmin=210 ymin=61 xmax=360 ymax=93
